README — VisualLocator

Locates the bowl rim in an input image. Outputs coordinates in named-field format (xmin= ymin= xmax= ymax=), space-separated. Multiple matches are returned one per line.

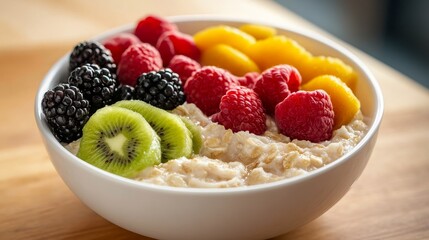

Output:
xmin=34 ymin=15 xmax=384 ymax=194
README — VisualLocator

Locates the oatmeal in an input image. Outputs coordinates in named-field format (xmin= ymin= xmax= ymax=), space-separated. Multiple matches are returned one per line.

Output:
xmin=134 ymin=103 xmax=367 ymax=187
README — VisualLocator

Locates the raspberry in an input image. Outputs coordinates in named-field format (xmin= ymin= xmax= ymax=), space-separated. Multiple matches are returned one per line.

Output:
xmin=103 ymin=33 xmax=141 ymax=64
xmin=134 ymin=68 xmax=186 ymax=110
xmin=184 ymin=66 xmax=238 ymax=116
xmin=277 ymin=64 xmax=302 ymax=92
xmin=167 ymin=55 xmax=201 ymax=84
xmin=156 ymin=31 xmax=201 ymax=65
xmin=212 ymin=86 xmax=266 ymax=135
xmin=117 ymin=43 xmax=163 ymax=86
xmin=253 ymin=64 xmax=302 ymax=114
xmin=274 ymin=90 xmax=334 ymax=142
xmin=236 ymin=72 xmax=259 ymax=89
xmin=134 ymin=15 xmax=177 ymax=46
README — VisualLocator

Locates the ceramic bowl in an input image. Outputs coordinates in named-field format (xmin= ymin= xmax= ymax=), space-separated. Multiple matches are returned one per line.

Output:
xmin=35 ymin=16 xmax=383 ymax=240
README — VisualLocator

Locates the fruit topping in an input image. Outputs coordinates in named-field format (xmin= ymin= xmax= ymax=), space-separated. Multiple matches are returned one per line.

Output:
xmin=114 ymin=100 xmax=193 ymax=162
xmin=167 ymin=55 xmax=201 ymax=84
xmin=179 ymin=116 xmax=203 ymax=154
xmin=212 ymin=86 xmax=266 ymax=135
xmin=246 ymin=34 xmax=357 ymax=89
xmin=302 ymin=75 xmax=360 ymax=129
xmin=156 ymin=30 xmax=201 ymax=65
xmin=113 ymin=84 xmax=135 ymax=102
xmin=184 ymin=66 xmax=239 ymax=116
xmin=69 ymin=41 xmax=117 ymax=77
xmin=117 ymin=43 xmax=163 ymax=86
xmin=77 ymin=106 xmax=161 ymax=178
xmin=248 ymin=35 xmax=312 ymax=73
xmin=253 ymin=64 xmax=302 ymax=115
xmin=239 ymin=24 xmax=277 ymax=40
xmin=274 ymin=90 xmax=334 ymax=142
xmin=236 ymin=72 xmax=260 ymax=89
xmin=41 ymin=83 xmax=90 ymax=143
xmin=103 ymin=33 xmax=141 ymax=64
xmin=300 ymin=56 xmax=357 ymax=89
xmin=193 ymin=25 xmax=256 ymax=55
xmin=200 ymin=44 xmax=259 ymax=76
xmin=134 ymin=15 xmax=178 ymax=46
xmin=41 ymin=14 xmax=366 ymax=170
xmin=134 ymin=68 xmax=186 ymax=110
xmin=68 ymin=63 xmax=117 ymax=113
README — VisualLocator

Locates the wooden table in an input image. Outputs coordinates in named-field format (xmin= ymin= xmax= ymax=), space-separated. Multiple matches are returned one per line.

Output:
xmin=1 ymin=1 xmax=428 ymax=239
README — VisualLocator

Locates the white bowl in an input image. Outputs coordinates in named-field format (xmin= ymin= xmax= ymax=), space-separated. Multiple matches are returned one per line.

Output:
xmin=35 ymin=16 xmax=383 ymax=240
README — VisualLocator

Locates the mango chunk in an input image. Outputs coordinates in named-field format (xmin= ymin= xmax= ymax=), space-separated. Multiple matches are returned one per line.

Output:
xmin=301 ymin=56 xmax=357 ymax=90
xmin=248 ymin=36 xmax=313 ymax=72
xmin=302 ymin=75 xmax=360 ymax=129
xmin=239 ymin=24 xmax=277 ymax=40
xmin=193 ymin=25 xmax=256 ymax=55
xmin=201 ymin=44 xmax=260 ymax=76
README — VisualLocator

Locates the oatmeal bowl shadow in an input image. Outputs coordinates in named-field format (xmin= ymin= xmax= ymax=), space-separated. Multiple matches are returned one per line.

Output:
xmin=34 ymin=15 xmax=383 ymax=240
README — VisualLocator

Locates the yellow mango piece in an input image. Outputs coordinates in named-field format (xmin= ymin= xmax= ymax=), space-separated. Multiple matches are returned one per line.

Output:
xmin=239 ymin=24 xmax=277 ymax=40
xmin=300 ymin=56 xmax=357 ymax=90
xmin=248 ymin=36 xmax=312 ymax=72
xmin=193 ymin=25 xmax=256 ymax=55
xmin=302 ymin=75 xmax=360 ymax=129
xmin=201 ymin=44 xmax=260 ymax=76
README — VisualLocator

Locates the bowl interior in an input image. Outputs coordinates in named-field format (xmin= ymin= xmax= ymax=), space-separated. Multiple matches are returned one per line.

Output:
xmin=35 ymin=16 xmax=383 ymax=191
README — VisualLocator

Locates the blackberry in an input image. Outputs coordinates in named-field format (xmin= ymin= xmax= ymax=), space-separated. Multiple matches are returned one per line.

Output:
xmin=113 ymin=84 xmax=135 ymax=102
xmin=134 ymin=68 xmax=186 ymax=110
xmin=41 ymin=84 xmax=90 ymax=143
xmin=68 ymin=64 xmax=116 ymax=113
xmin=69 ymin=41 xmax=117 ymax=78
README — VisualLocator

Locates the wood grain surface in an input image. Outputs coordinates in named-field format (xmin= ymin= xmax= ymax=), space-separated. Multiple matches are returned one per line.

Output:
xmin=1 ymin=1 xmax=428 ymax=239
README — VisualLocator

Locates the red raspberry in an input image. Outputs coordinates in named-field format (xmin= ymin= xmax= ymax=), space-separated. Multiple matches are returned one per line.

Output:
xmin=117 ymin=43 xmax=163 ymax=86
xmin=156 ymin=31 xmax=201 ymax=66
xmin=184 ymin=66 xmax=238 ymax=116
xmin=103 ymin=33 xmax=141 ymax=64
xmin=236 ymin=72 xmax=260 ymax=89
xmin=253 ymin=64 xmax=302 ymax=114
xmin=275 ymin=65 xmax=302 ymax=92
xmin=212 ymin=86 xmax=266 ymax=135
xmin=274 ymin=90 xmax=334 ymax=142
xmin=134 ymin=15 xmax=177 ymax=46
xmin=167 ymin=55 xmax=201 ymax=84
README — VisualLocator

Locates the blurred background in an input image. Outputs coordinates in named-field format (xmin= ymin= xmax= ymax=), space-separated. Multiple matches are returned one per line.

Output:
xmin=275 ymin=0 xmax=429 ymax=88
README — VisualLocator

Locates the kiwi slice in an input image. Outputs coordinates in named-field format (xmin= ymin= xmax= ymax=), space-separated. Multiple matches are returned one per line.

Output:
xmin=114 ymin=100 xmax=193 ymax=162
xmin=179 ymin=116 xmax=203 ymax=154
xmin=77 ymin=106 xmax=161 ymax=178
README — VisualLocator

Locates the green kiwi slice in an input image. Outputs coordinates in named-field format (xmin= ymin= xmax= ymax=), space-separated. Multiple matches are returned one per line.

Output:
xmin=179 ymin=116 xmax=203 ymax=154
xmin=114 ymin=100 xmax=193 ymax=162
xmin=77 ymin=106 xmax=161 ymax=178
